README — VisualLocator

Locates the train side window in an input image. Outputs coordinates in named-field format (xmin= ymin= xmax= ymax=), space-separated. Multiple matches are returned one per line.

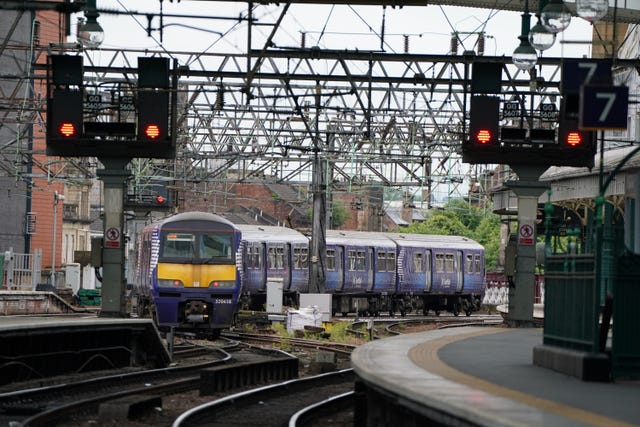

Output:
xmin=475 ymin=254 xmax=481 ymax=274
xmin=356 ymin=250 xmax=366 ymax=271
xmin=414 ymin=252 xmax=423 ymax=273
xmin=466 ymin=254 xmax=474 ymax=274
xmin=276 ymin=247 xmax=284 ymax=269
xmin=377 ymin=252 xmax=387 ymax=272
xmin=445 ymin=253 xmax=455 ymax=273
xmin=387 ymin=252 xmax=396 ymax=272
xmin=327 ymin=249 xmax=336 ymax=271
xmin=268 ymin=247 xmax=276 ymax=269
xmin=348 ymin=250 xmax=356 ymax=271
xmin=293 ymin=247 xmax=308 ymax=269
xmin=435 ymin=253 xmax=444 ymax=273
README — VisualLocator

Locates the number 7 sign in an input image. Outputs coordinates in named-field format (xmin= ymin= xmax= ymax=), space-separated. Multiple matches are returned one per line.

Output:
xmin=580 ymin=85 xmax=629 ymax=130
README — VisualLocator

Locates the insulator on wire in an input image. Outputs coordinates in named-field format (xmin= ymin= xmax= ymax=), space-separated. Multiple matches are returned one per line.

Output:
xmin=404 ymin=35 xmax=409 ymax=54
xmin=215 ymin=83 xmax=224 ymax=110
xmin=477 ymin=33 xmax=485 ymax=56
xmin=301 ymin=32 xmax=306 ymax=48
xmin=450 ymin=34 xmax=458 ymax=55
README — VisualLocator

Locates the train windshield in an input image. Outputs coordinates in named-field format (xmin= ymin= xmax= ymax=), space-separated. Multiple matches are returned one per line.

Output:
xmin=160 ymin=231 xmax=234 ymax=263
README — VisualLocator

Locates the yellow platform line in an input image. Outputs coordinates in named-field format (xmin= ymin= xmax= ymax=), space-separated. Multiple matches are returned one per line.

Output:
xmin=409 ymin=328 xmax=636 ymax=427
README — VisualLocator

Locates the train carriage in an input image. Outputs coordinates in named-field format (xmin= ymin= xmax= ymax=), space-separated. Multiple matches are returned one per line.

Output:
xmin=237 ymin=225 xmax=309 ymax=310
xmin=325 ymin=230 xmax=397 ymax=316
xmin=133 ymin=212 xmax=242 ymax=338
xmin=387 ymin=233 xmax=484 ymax=316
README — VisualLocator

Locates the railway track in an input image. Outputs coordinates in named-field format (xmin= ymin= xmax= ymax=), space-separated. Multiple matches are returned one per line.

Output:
xmin=173 ymin=369 xmax=355 ymax=427
xmin=0 ymin=340 xmax=296 ymax=427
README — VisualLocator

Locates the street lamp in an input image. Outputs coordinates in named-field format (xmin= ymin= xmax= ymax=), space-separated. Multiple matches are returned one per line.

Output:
xmin=541 ymin=0 xmax=572 ymax=33
xmin=51 ymin=191 xmax=64 ymax=288
xmin=513 ymin=2 xmax=538 ymax=71
xmin=77 ymin=0 xmax=104 ymax=48
xmin=576 ymin=0 xmax=608 ymax=22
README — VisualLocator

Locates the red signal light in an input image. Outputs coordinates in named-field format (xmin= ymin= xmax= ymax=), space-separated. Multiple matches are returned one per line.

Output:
xmin=475 ymin=129 xmax=492 ymax=144
xmin=566 ymin=131 xmax=582 ymax=147
xmin=145 ymin=124 xmax=160 ymax=139
xmin=58 ymin=122 xmax=76 ymax=137
xmin=155 ymin=195 xmax=165 ymax=204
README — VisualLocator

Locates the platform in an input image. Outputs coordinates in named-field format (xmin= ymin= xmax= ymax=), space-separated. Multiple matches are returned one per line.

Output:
xmin=0 ymin=315 xmax=170 ymax=387
xmin=351 ymin=326 xmax=640 ymax=427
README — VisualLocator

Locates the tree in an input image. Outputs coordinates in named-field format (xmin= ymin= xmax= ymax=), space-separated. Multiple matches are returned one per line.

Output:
xmin=398 ymin=200 xmax=501 ymax=271
xmin=472 ymin=214 xmax=501 ymax=271
xmin=402 ymin=209 xmax=470 ymax=236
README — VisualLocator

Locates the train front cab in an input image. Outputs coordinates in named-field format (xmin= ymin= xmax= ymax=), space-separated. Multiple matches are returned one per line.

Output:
xmin=140 ymin=214 xmax=242 ymax=338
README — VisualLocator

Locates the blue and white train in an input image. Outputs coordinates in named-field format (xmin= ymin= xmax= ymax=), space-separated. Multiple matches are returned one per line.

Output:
xmin=132 ymin=213 xmax=485 ymax=337
xmin=237 ymin=226 xmax=485 ymax=317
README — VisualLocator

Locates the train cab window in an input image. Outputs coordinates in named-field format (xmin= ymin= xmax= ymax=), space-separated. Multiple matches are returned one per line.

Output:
xmin=474 ymin=254 xmax=481 ymax=274
xmin=162 ymin=233 xmax=195 ymax=258
xmin=435 ymin=253 xmax=444 ymax=273
xmin=326 ymin=249 xmax=336 ymax=271
xmin=445 ymin=253 xmax=455 ymax=273
xmin=414 ymin=252 xmax=424 ymax=273
xmin=293 ymin=247 xmax=308 ymax=269
xmin=200 ymin=233 xmax=233 ymax=260
xmin=466 ymin=254 xmax=474 ymax=274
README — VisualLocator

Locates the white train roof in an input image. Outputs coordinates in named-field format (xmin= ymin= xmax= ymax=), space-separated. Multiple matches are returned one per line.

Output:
xmin=236 ymin=224 xmax=309 ymax=244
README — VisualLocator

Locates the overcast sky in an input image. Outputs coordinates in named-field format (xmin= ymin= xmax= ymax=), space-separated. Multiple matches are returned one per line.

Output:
xmin=78 ymin=0 xmax=595 ymax=59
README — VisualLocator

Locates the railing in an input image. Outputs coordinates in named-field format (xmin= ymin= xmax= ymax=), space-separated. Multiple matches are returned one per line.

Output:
xmin=543 ymin=254 xmax=597 ymax=352
xmin=2 ymin=248 xmax=43 ymax=291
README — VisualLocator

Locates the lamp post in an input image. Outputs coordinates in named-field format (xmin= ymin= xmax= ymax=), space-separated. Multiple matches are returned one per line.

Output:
xmin=51 ymin=191 xmax=64 ymax=288
xmin=77 ymin=0 xmax=104 ymax=48
xmin=512 ymin=1 xmax=538 ymax=71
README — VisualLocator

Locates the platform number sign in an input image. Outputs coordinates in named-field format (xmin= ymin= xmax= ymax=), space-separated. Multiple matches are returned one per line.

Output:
xmin=561 ymin=59 xmax=612 ymax=94
xmin=580 ymin=85 xmax=629 ymax=130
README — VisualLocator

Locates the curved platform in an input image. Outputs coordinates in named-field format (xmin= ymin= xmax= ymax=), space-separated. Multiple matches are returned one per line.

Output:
xmin=351 ymin=326 xmax=640 ymax=427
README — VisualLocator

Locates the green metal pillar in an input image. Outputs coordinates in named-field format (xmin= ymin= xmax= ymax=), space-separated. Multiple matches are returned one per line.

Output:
xmin=97 ymin=158 xmax=131 ymax=317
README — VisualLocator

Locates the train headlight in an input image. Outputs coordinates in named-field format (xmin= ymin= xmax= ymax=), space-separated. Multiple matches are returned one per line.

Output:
xmin=209 ymin=280 xmax=236 ymax=288
xmin=158 ymin=279 xmax=184 ymax=287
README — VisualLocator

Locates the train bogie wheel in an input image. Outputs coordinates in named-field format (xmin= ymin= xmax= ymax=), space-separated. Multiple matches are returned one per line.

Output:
xmin=435 ymin=310 xmax=441 ymax=316
xmin=465 ymin=309 xmax=472 ymax=317
xmin=452 ymin=303 xmax=460 ymax=316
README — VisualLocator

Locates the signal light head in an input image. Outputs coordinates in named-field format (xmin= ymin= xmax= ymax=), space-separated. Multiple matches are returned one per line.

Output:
xmin=58 ymin=122 xmax=76 ymax=137
xmin=566 ymin=131 xmax=582 ymax=146
xmin=155 ymin=195 xmax=165 ymax=204
xmin=475 ymin=129 xmax=492 ymax=144
xmin=144 ymin=124 xmax=161 ymax=139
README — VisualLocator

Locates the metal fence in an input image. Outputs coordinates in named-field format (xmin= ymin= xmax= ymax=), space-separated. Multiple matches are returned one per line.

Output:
xmin=543 ymin=254 xmax=597 ymax=352
xmin=1 ymin=248 xmax=43 ymax=291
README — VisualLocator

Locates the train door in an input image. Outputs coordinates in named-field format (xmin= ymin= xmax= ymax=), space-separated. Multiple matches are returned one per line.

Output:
xmin=425 ymin=250 xmax=432 ymax=292
xmin=456 ymin=250 xmax=463 ymax=292
xmin=336 ymin=246 xmax=345 ymax=291
xmin=259 ymin=242 xmax=267 ymax=291
xmin=367 ymin=247 xmax=375 ymax=291
xmin=283 ymin=243 xmax=292 ymax=291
